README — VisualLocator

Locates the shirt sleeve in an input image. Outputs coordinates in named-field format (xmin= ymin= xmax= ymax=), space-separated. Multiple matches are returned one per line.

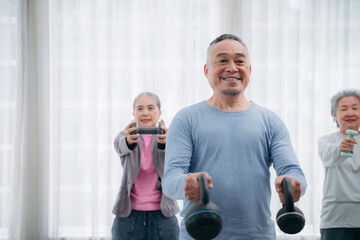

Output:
xmin=113 ymin=131 xmax=134 ymax=157
xmin=318 ymin=134 xmax=346 ymax=167
xmin=162 ymin=114 xmax=192 ymax=200
xmin=270 ymin=118 xmax=307 ymax=196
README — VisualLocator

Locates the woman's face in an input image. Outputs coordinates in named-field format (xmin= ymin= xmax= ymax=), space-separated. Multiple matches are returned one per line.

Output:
xmin=334 ymin=96 xmax=360 ymax=134
xmin=133 ymin=95 xmax=161 ymax=127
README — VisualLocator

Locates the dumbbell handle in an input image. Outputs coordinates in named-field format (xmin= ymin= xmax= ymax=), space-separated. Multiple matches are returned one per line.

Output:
xmin=198 ymin=174 xmax=210 ymax=205
xmin=131 ymin=122 xmax=164 ymax=135
xmin=282 ymin=177 xmax=295 ymax=212
xmin=341 ymin=129 xmax=358 ymax=157
xmin=134 ymin=127 xmax=163 ymax=135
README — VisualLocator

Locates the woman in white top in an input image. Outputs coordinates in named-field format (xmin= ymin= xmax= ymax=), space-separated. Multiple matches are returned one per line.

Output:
xmin=318 ymin=89 xmax=360 ymax=240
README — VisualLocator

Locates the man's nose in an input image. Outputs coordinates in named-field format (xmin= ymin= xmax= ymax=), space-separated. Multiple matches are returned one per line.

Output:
xmin=225 ymin=61 xmax=238 ymax=72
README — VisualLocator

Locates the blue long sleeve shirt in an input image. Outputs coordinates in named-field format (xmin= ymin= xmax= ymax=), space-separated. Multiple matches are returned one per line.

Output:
xmin=162 ymin=101 xmax=307 ymax=240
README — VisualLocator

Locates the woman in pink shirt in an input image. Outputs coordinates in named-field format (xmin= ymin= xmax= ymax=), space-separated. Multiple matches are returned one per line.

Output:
xmin=112 ymin=92 xmax=180 ymax=240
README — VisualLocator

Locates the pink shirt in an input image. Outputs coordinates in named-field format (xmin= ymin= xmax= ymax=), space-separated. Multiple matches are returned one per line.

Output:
xmin=130 ymin=135 xmax=161 ymax=210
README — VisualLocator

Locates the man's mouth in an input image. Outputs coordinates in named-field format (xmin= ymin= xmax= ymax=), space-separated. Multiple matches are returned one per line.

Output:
xmin=220 ymin=76 xmax=243 ymax=81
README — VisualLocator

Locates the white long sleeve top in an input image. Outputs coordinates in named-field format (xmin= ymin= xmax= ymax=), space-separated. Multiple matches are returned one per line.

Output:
xmin=318 ymin=131 xmax=360 ymax=228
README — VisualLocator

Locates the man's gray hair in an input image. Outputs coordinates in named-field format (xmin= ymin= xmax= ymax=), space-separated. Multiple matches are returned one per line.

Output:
xmin=133 ymin=92 xmax=161 ymax=111
xmin=206 ymin=34 xmax=249 ymax=63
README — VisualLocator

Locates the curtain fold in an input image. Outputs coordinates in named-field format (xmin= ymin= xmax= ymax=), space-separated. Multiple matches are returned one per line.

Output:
xmin=8 ymin=0 xmax=22 ymax=238
xmin=1 ymin=0 xmax=360 ymax=239
xmin=8 ymin=0 xmax=50 ymax=239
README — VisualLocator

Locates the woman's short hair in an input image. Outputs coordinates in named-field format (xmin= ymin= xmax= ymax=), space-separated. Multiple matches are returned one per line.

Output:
xmin=331 ymin=89 xmax=360 ymax=117
xmin=133 ymin=92 xmax=161 ymax=111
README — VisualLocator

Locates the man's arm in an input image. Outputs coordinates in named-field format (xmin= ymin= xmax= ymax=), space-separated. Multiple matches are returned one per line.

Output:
xmin=162 ymin=114 xmax=193 ymax=200
xmin=270 ymin=118 xmax=307 ymax=199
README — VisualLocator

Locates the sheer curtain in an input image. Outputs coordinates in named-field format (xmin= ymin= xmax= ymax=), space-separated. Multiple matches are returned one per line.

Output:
xmin=2 ymin=0 xmax=50 ymax=239
xmin=0 ymin=0 xmax=19 ymax=238
xmin=47 ymin=1 xmax=212 ymax=238
xmin=1 ymin=0 xmax=360 ymax=239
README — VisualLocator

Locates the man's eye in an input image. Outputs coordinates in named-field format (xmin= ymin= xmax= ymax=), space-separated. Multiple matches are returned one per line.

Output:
xmin=219 ymin=59 xmax=227 ymax=63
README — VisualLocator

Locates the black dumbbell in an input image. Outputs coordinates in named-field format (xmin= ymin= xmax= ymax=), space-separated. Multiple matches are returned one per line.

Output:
xmin=184 ymin=174 xmax=223 ymax=240
xmin=131 ymin=122 xmax=164 ymax=135
xmin=276 ymin=177 xmax=305 ymax=234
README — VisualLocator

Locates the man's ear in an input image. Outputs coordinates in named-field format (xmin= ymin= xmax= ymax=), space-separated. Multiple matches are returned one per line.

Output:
xmin=204 ymin=64 xmax=208 ymax=78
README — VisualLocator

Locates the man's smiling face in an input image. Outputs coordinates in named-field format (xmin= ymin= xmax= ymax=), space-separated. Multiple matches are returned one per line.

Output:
xmin=204 ymin=39 xmax=251 ymax=97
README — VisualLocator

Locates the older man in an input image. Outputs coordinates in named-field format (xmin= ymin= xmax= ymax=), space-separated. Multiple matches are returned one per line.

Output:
xmin=162 ymin=34 xmax=307 ymax=239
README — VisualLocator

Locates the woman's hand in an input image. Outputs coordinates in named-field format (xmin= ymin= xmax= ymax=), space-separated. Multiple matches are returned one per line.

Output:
xmin=340 ymin=137 xmax=357 ymax=152
xmin=124 ymin=120 xmax=140 ymax=145
xmin=157 ymin=119 xmax=167 ymax=144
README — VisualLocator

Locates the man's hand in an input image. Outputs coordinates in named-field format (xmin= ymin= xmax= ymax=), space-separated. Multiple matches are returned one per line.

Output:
xmin=275 ymin=175 xmax=301 ymax=204
xmin=184 ymin=172 xmax=213 ymax=202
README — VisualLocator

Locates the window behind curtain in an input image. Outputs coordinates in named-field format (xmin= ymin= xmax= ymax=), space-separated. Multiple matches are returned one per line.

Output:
xmin=1 ymin=0 xmax=357 ymax=239
xmin=49 ymin=1 xmax=210 ymax=238
xmin=49 ymin=1 xmax=127 ymax=237
xmin=49 ymin=0 xmax=360 ymax=239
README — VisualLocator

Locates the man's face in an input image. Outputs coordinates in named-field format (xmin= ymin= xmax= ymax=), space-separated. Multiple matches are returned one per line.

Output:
xmin=334 ymin=96 xmax=360 ymax=134
xmin=204 ymin=39 xmax=251 ymax=97
xmin=133 ymin=95 xmax=161 ymax=127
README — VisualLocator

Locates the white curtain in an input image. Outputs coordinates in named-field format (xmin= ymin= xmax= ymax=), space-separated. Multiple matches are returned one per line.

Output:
xmin=0 ymin=0 xmax=20 ymax=238
xmin=3 ymin=0 xmax=50 ymax=239
xmin=1 ymin=0 xmax=360 ymax=239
